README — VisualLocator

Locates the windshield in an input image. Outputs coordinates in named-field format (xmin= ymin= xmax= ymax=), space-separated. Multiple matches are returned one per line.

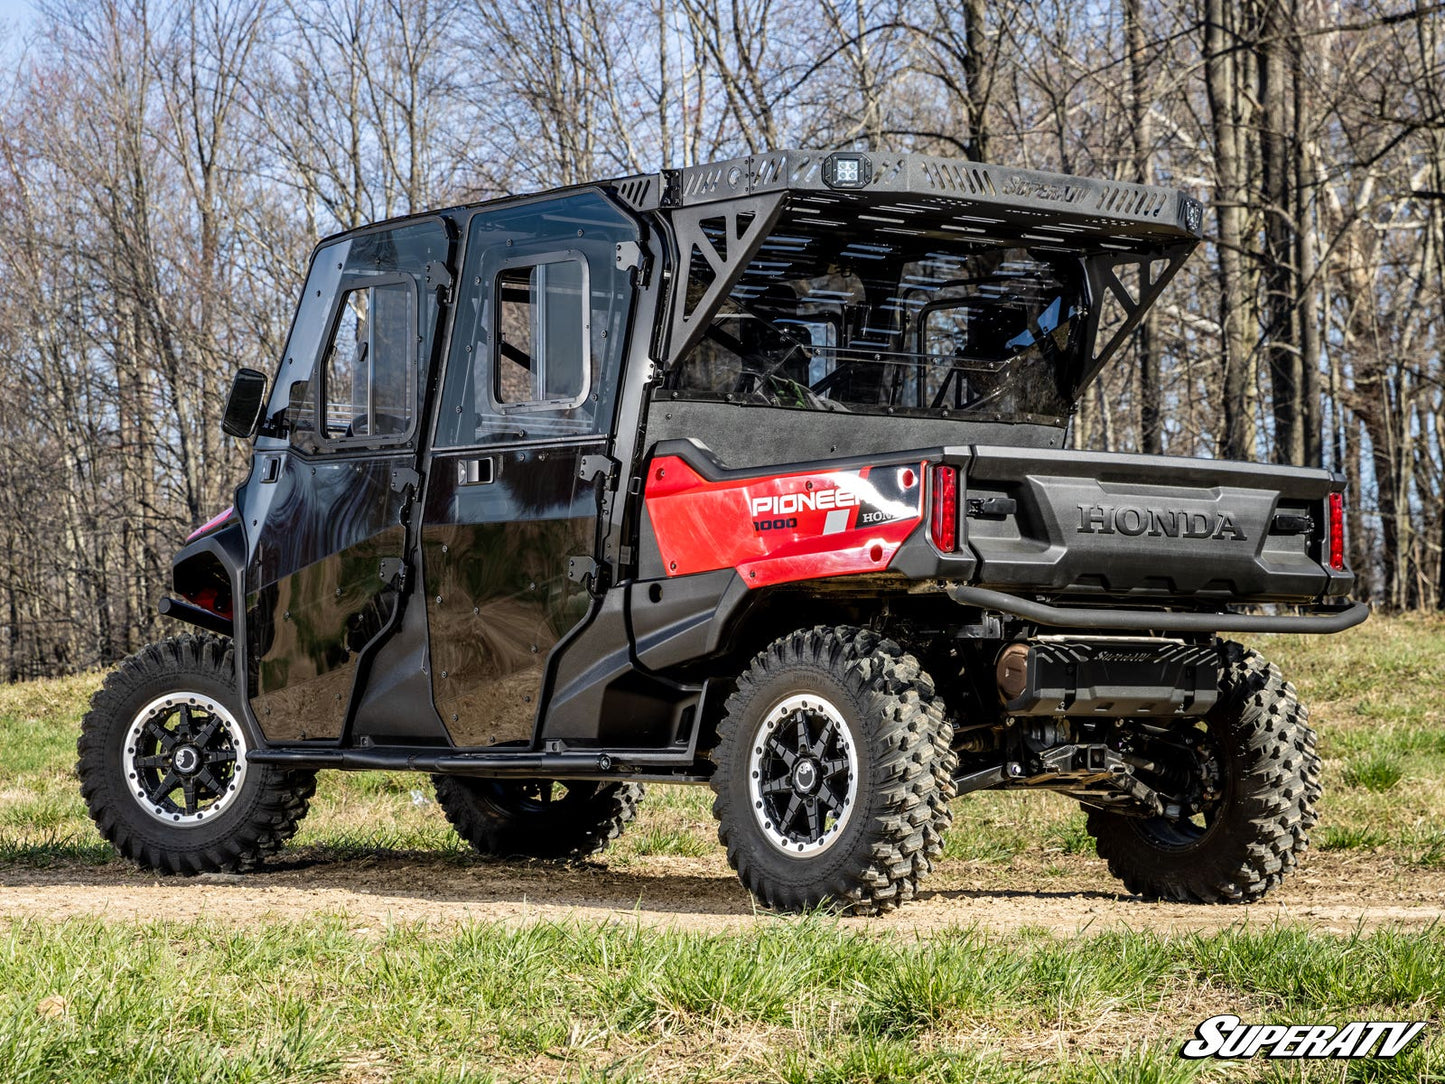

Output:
xmin=667 ymin=218 xmax=1086 ymax=425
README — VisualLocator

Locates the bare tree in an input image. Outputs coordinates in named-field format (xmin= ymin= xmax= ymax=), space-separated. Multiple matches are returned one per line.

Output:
xmin=3 ymin=0 xmax=1445 ymax=679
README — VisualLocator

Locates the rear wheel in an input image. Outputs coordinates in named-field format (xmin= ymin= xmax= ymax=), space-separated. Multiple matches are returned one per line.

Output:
xmin=710 ymin=626 xmax=956 ymax=915
xmin=431 ymin=776 xmax=643 ymax=860
xmin=1086 ymin=644 xmax=1321 ymax=903
xmin=77 ymin=635 xmax=316 ymax=873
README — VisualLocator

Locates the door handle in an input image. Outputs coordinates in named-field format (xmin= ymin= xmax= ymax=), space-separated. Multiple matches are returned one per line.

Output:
xmin=457 ymin=457 xmax=496 ymax=486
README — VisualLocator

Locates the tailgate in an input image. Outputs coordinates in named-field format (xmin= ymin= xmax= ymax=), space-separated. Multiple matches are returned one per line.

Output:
xmin=960 ymin=446 xmax=1350 ymax=602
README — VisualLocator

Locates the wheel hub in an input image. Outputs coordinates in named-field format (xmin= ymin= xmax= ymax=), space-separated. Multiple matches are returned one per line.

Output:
xmin=124 ymin=693 xmax=248 ymax=827
xmin=790 ymin=757 xmax=821 ymax=795
xmin=172 ymin=745 xmax=201 ymax=776
xmin=746 ymin=693 xmax=859 ymax=857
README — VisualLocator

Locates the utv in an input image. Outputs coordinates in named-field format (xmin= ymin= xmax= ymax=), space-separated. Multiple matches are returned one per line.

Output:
xmin=78 ymin=150 xmax=1364 ymax=913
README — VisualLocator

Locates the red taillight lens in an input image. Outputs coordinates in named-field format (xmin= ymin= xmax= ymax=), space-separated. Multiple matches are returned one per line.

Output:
xmin=1328 ymin=491 xmax=1345 ymax=571
xmin=930 ymin=466 xmax=958 ymax=553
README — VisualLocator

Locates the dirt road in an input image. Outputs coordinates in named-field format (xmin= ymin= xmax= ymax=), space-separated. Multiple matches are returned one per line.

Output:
xmin=0 ymin=849 xmax=1439 ymax=936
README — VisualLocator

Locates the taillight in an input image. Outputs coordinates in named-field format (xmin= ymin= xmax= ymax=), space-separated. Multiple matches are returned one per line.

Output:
xmin=930 ymin=466 xmax=958 ymax=553
xmin=1328 ymin=491 xmax=1345 ymax=571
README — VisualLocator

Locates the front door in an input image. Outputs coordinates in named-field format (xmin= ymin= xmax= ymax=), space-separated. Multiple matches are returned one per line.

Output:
xmin=422 ymin=190 xmax=640 ymax=748
xmin=243 ymin=219 xmax=449 ymax=741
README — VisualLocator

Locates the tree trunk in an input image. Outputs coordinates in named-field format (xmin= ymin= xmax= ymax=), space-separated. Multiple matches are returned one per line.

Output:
xmin=1261 ymin=0 xmax=1303 ymax=465
xmin=1294 ymin=79 xmax=1322 ymax=467
xmin=962 ymin=0 xmax=991 ymax=161
xmin=1126 ymin=0 xmax=1161 ymax=454
xmin=1205 ymin=0 xmax=1256 ymax=460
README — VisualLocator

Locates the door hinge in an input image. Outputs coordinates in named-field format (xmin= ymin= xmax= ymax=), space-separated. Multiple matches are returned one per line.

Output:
xmin=567 ymin=555 xmax=600 ymax=587
xmin=661 ymin=169 xmax=683 ymax=207
xmin=425 ymin=260 xmax=454 ymax=304
xmin=379 ymin=557 xmax=407 ymax=590
xmin=390 ymin=466 xmax=422 ymax=493
xmin=615 ymin=241 xmax=643 ymax=271
xmin=579 ymin=453 xmax=619 ymax=488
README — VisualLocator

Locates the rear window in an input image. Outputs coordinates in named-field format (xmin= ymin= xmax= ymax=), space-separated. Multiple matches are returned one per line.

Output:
xmin=494 ymin=258 xmax=588 ymax=409
xmin=667 ymin=215 xmax=1084 ymax=426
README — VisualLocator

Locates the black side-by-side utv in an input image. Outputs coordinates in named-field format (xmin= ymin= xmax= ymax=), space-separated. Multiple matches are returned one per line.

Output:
xmin=78 ymin=150 xmax=1364 ymax=913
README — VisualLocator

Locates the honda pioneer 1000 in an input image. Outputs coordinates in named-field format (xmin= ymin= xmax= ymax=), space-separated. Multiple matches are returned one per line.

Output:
xmin=79 ymin=150 xmax=1365 ymax=913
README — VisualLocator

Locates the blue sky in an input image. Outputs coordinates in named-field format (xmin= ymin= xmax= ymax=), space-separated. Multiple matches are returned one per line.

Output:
xmin=0 ymin=0 xmax=36 ymax=54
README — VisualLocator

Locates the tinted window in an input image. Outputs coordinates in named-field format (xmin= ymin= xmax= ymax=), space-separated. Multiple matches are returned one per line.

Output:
xmin=322 ymin=281 xmax=415 ymax=440
xmin=435 ymin=191 xmax=638 ymax=447
xmin=494 ymin=258 xmax=588 ymax=408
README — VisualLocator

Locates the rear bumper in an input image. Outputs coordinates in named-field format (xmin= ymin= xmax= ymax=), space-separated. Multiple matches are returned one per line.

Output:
xmin=947 ymin=585 xmax=1370 ymax=634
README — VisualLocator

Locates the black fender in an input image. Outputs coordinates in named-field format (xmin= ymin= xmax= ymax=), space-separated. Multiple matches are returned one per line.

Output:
xmin=167 ymin=520 xmax=245 ymax=638
xmin=161 ymin=518 xmax=274 ymax=752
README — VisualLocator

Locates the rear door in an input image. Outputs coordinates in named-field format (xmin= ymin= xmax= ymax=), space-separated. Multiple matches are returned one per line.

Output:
xmin=422 ymin=191 xmax=640 ymax=748
xmin=243 ymin=219 xmax=449 ymax=741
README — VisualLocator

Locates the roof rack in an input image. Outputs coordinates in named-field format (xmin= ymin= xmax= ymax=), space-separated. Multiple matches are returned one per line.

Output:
xmin=608 ymin=149 xmax=1204 ymax=250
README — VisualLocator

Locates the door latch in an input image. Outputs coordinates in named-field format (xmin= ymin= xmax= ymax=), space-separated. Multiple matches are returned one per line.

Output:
xmin=966 ymin=496 xmax=1018 ymax=518
xmin=1271 ymin=511 xmax=1314 ymax=535
xmin=457 ymin=457 xmax=495 ymax=486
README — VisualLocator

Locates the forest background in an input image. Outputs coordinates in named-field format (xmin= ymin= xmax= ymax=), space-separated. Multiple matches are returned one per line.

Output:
xmin=0 ymin=0 xmax=1441 ymax=680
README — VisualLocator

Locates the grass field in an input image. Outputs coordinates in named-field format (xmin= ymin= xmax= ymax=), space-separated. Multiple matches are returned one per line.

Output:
xmin=0 ymin=617 xmax=1442 ymax=1082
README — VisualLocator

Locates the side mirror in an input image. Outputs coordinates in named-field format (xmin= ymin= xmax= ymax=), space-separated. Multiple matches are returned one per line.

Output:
xmin=222 ymin=368 xmax=268 ymax=439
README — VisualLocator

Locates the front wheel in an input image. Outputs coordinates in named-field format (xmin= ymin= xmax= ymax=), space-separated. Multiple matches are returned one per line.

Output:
xmin=710 ymin=626 xmax=956 ymax=915
xmin=76 ymin=635 xmax=316 ymax=873
xmin=1086 ymin=643 xmax=1321 ymax=903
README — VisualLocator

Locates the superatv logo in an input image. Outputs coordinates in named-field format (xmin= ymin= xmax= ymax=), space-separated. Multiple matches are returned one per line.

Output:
xmin=1092 ymin=650 xmax=1155 ymax=663
xmin=1077 ymin=504 xmax=1248 ymax=542
xmin=1181 ymin=1015 xmax=1426 ymax=1060
xmin=1000 ymin=175 xmax=1078 ymax=202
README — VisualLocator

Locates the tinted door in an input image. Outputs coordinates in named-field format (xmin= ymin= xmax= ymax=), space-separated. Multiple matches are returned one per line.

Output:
xmin=424 ymin=191 xmax=638 ymax=748
xmin=243 ymin=220 xmax=448 ymax=741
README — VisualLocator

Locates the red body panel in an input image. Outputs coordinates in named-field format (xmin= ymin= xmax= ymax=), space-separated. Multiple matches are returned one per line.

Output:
xmin=187 ymin=505 xmax=235 ymax=542
xmin=644 ymin=455 xmax=925 ymax=588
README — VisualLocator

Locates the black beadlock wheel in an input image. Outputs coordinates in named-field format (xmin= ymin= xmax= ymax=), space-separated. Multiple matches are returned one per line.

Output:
xmin=710 ymin=625 xmax=957 ymax=915
xmin=431 ymin=776 xmax=643 ymax=860
xmin=76 ymin=635 xmax=316 ymax=874
xmin=1085 ymin=643 xmax=1322 ymax=903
